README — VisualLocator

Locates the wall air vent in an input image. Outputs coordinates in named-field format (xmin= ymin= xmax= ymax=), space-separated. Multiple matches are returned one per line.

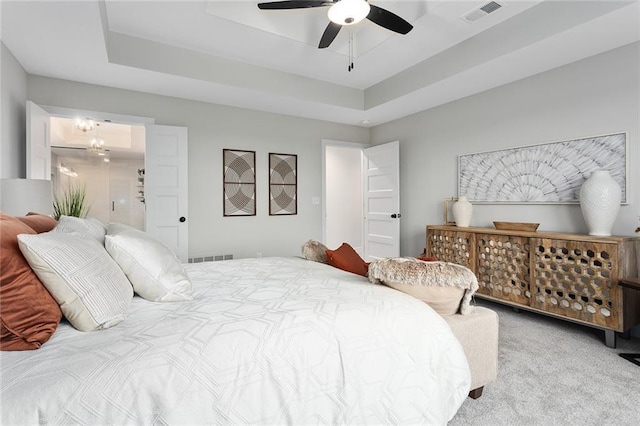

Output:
xmin=461 ymin=1 xmax=504 ymax=23
xmin=188 ymin=254 xmax=233 ymax=263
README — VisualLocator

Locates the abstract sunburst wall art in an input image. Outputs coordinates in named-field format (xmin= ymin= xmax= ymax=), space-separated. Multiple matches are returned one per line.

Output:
xmin=223 ymin=149 xmax=256 ymax=216
xmin=269 ymin=153 xmax=297 ymax=215
xmin=458 ymin=132 xmax=627 ymax=204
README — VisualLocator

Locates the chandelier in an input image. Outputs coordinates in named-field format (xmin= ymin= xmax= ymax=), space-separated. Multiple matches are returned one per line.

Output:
xmin=75 ymin=118 xmax=95 ymax=133
xmin=87 ymin=123 xmax=106 ymax=156
xmin=89 ymin=137 xmax=105 ymax=154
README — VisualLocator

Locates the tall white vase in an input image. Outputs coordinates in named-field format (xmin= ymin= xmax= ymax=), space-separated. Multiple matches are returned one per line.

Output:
xmin=453 ymin=196 xmax=473 ymax=227
xmin=579 ymin=170 xmax=621 ymax=236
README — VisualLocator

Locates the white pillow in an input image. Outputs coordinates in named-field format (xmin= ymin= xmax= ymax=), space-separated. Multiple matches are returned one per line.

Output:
xmin=105 ymin=223 xmax=192 ymax=302
xmin=55 ymin=215 xmax=107 ymax=245
xmin=17 ymin=232 xmax=133 ymax=331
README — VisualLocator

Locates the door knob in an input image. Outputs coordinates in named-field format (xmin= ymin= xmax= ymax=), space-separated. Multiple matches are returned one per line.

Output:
xmin=179 ymin=216 xmax=186 ymax=223
xmin=391 ymin=213 xmax=402 ymax=219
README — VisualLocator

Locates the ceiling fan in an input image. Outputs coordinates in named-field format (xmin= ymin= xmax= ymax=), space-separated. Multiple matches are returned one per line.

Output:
xmin=257 ymin=0 xmax=414 ymax=49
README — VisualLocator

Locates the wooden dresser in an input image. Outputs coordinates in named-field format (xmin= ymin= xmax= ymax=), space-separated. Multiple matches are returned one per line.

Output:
xmin=426 ymin=225 xmax=640 ymax=347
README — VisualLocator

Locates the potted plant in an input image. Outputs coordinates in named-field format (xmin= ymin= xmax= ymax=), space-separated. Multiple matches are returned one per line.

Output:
xmin=53 ymin=183 xmax=89 ymax=220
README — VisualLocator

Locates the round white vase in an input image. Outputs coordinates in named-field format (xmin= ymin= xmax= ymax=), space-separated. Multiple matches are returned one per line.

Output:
xmin=579 ymin=170 xmax=621 ymax=236
xmin=453 ymin=196 xmax=473 ymax=227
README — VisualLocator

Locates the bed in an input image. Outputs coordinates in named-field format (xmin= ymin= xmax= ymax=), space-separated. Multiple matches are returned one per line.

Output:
xmin=1 ymin=254 xmax=472 ymax=425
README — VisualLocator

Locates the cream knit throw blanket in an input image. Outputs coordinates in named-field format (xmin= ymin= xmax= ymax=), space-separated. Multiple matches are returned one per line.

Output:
xmin=368 ymin=257 xmax=479 ymax=315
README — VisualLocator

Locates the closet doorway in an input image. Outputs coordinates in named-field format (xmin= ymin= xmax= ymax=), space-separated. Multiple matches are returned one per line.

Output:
xmin=322 ymin=140 xmax=401 ymax=261
xmin=323 ymin=142 xmax=365 ymax=256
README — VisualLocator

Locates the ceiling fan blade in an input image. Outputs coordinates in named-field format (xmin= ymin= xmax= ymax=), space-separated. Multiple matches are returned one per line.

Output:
xmin=318 ymin=21 xmax=341 ymax=49
xmin=366 ymin=4 xmax=413 ymax=35
xmin=258 ymin=1 xmax=333 ymax=10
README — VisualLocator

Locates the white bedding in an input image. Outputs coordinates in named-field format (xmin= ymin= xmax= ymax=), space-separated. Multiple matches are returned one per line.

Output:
xmin=1 ymin=257 xmax=470 ymax=425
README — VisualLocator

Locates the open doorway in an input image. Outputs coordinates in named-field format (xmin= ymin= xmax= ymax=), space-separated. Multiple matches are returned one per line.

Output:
xmin=323 ymin=140 xmax=401 ymax=261
xmin=28 ymin=102 xmax=190 ymax=261
xmin=50 ymin=117 xmax=146 ymax=230
xmin=323 ymin=142 xmax=364 ymax=256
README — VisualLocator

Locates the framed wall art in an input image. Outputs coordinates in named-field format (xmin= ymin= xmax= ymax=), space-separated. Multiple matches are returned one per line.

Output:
xmin=223 ymin=149 xmax=256 ymax=216
xmin=458 ymin=132 xmax=627 ymax=204
xmin=269 ymin=153 xmax=297 ymax=215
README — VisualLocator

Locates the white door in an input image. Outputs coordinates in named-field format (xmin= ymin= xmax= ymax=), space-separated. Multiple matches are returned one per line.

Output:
xmin=26 ymin=101 xmax=51 ymax=179
xmin=364 ymin=141 xmax=400 ymax=261
xmin=145 ymin=125 xmax=189 ymax=262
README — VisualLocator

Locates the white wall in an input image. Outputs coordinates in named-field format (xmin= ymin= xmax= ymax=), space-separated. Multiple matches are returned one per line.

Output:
xmin=371 ymin=41 xmax=640 ymax=257
xmin=1 ymin=42 xmax=27 ymax=178
xmin=325 ymin=145 xmax=363 ymax=254
xmin=26 ymin=75 xmax=369 ymax=259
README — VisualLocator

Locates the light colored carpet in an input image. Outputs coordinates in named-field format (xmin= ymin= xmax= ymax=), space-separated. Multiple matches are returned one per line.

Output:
xmin=449 ymin=300 xmax=640 ymax=425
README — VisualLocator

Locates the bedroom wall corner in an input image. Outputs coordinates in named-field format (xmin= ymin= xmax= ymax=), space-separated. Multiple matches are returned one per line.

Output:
xmin=0 ymin=41 xmax=28 ymax=179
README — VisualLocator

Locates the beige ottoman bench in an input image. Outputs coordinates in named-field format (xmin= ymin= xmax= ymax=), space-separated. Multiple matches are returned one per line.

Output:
xmin=443 ymin=306 xmax=499 ymax=399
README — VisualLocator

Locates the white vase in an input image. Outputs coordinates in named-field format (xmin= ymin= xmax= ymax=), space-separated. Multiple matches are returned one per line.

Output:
xmin=453 ymin=196 xmax=473 ymax=227
xmin=579 ymin=170 xmax=621 ymax=236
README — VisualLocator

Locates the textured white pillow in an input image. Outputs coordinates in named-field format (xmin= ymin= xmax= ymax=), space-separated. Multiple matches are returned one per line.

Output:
xmin=55 ymin=215 xmax=107 ymax=245
xmin=105 ymin=223 xmax=192 ymax=302
xmin=17 ymin=232 xmax=133 ymax=331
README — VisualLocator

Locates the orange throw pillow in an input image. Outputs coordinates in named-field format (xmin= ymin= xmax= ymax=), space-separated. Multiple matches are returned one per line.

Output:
xmin=0 ymin=212 xmax=62 ymax=350
xmin=417 ymin=255 xmax=438 ymax=262
xmin=325 ymin=243 xmax=369 ymax=277
xmin=16 ymin=213 xmax=57 ymax=234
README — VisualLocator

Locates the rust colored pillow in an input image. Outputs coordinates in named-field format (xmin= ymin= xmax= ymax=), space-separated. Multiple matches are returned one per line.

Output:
xmin=417 ymin=255 xmax=438 ymax=262
xmin=0 ymin=212 xmax=62 ymax=350
xmin=325 ymin=243 xmax=369 ymax=277
xmin=16 ymin=213 xmax=57 ymax=234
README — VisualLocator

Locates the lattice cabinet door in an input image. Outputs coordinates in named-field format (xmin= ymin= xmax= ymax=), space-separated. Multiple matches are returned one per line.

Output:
xmin=426 ymin=228 xmax=475 ymax=271
xmin=531 ymin=238 xmax=621 ymax=330
xmin=476 ymin=233 xmax=531 ymax=304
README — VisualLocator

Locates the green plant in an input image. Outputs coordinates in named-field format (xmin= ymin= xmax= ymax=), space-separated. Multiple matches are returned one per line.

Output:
xmin=53 ymin=183 xmax=89 ymax=220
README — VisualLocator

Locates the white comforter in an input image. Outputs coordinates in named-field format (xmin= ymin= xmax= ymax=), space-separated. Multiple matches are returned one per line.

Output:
xmin=1 ymin=257 xmax=470 ymax=425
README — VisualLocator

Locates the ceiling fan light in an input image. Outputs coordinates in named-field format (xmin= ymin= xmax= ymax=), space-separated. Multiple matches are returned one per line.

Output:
xmin=328 ymin=0 xmax=370 ymax=26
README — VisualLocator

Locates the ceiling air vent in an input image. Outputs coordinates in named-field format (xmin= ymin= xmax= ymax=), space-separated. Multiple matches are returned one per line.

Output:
xmin=461 ymin=1 xmax=504 ymax=23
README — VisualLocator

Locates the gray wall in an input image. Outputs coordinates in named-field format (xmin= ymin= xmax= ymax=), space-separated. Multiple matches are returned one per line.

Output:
xmin=1 ymin=42 xmax=28 ymax=178
xmin=23 ymin=76 xmax=369 ymax=259
xmin=371 ymin=42 xmax=640 ymax=338
xmin=371 ymin=41 xmax=639 ymax=257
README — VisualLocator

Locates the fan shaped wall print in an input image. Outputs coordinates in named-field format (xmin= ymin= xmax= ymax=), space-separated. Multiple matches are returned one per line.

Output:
xmin=223 ymin=149 xmax=256 ymax=216
xmin=458 ymin=132 xmax=627 ymax=203
xmin=269 ymin=153 xmax=297 ymax=215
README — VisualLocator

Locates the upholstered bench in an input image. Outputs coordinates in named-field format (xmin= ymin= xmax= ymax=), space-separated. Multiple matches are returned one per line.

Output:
xmin=443 ymin=306 xmax=499 ymax=398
